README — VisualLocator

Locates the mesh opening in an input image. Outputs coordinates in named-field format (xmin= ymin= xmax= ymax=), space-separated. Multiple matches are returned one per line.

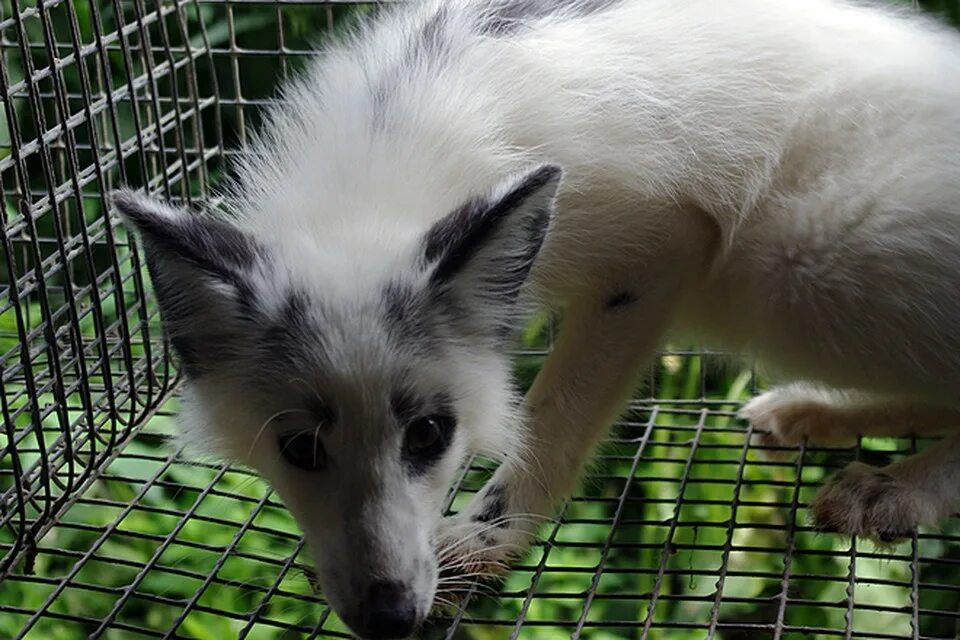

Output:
xmin=1 ymin=1 xmax=959 ymax=638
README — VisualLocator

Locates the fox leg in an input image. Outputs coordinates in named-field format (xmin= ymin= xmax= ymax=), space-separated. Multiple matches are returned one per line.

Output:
xmin=434 ymin=285 xmax=677 ymax=582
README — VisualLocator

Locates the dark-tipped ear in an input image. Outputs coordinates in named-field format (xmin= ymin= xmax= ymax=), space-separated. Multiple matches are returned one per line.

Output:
xmin=112 ymin=189 xmax=264 ymax=376
xmin=112 ymin=189 xmax=261 ymax=284
xmin=423 ymin=164 xmax=561 ymax=336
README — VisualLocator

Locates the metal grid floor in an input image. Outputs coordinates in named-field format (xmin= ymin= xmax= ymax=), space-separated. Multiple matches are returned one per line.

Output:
xmin=2 ymin=394 xmax=958 ymax=639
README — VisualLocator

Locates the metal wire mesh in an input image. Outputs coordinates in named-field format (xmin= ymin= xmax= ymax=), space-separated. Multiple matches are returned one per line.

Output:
xmin=0 ymin=0 xmax=958 ymax=638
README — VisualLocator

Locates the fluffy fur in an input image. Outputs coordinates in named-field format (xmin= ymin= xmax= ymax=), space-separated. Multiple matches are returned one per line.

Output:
xmin=114 ymin=1 xmax=960 ymax=638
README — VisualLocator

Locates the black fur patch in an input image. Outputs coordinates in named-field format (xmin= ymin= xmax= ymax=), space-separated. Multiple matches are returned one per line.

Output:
xmin=382 ymin=280 xmax=432 ymax=345
xmin=605 ymin=291 xmax=637 ymax=310
xmin=423 ymin=197 xmax=487 ymax=271
xmin=477 ymin=0 xmax=622 ymax=36
xmin=391 ymin=388 xmax=424 ymax=423
xmin=260 ymin=289 xmax=315 ymax=369
xmin=473 ymin=484 xmax=508 ymax=527
xmin=168 ymin=335 xmax=212 ymax=378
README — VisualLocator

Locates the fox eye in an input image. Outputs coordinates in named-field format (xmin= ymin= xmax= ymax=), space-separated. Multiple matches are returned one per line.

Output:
xmin=278 ymin=431 xmax=328 ymax=471
xmin=403 ymin=414 xmax=455 ymax=466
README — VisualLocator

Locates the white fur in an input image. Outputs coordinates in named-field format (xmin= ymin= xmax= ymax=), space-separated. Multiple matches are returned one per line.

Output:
xmin=117 ymin=1 xmax=960 ymax=637
xmin=230 ymin=0 xmax=960 ymax=390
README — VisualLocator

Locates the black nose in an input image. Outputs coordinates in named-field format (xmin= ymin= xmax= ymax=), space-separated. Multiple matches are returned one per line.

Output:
xmin=355 ymin=580 xmax=418 ymax=639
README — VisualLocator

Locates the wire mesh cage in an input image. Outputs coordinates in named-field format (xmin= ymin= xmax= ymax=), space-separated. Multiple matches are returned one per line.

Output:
xmin=1 ymin=0 xmax=959 ymax=638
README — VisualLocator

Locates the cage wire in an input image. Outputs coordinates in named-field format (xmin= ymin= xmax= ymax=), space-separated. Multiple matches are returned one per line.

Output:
xmin=0 ymin=0 xmax=958 ymax=638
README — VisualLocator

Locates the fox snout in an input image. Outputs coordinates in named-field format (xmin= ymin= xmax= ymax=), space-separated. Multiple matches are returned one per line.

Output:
xmin=300 ymin=496 xmax=438 ymax=639
xmin=312 ymin=532 xmax=435 ymax=640
xmin=345 ymin=579 xmax=419 ymax=640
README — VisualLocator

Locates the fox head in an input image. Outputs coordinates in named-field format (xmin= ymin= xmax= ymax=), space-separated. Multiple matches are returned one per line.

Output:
xmin=113 ymin=164 xmax=560 ymax=639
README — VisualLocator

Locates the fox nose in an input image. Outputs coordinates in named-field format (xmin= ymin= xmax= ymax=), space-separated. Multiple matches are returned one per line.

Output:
xmin=356 ymin=580 xmax=418 ymax=639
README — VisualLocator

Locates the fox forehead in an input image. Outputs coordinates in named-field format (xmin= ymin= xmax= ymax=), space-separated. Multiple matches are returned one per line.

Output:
xmin=250 ymin=297 xmax=441 ymax=400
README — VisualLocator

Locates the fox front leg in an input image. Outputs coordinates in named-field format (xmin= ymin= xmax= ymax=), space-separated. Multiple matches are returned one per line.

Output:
xmin=433 ymin=285 xmax=678 ymax=593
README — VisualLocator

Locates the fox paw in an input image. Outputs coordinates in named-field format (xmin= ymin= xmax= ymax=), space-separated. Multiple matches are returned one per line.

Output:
xmin=810 ymin=462 xmax=936 ymax=545
xmin=432 ymin=489 xmax=537 ymax=608
xmin=740 ymin=387 xmax=855 ymax=454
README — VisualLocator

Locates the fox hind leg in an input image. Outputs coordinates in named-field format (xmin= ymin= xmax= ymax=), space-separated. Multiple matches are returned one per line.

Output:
xmin=741 ymin=383 xmax=960 ymax=543
xmin=811 ymin=432 xmax=960 ymax=544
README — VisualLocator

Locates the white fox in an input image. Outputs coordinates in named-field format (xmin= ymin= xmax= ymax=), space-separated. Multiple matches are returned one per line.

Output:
xmin=114 ymin=1 xmax=960 ymax=637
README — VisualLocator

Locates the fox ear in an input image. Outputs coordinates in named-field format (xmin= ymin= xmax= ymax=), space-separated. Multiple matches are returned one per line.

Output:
xmin=422 ymin=164 xmax=561 ymax=337
xmin=112 ymin=189 xmax=265 ymax=376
